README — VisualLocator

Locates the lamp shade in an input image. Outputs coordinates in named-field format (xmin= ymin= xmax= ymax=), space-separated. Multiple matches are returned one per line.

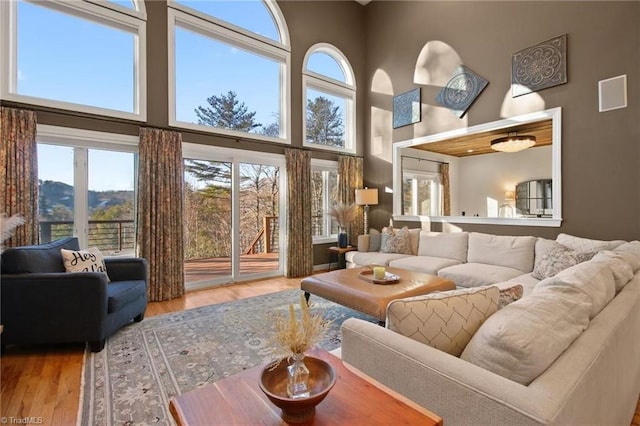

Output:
xmin=491 ymin=135 xmax=536 ymax=153
xmin=355 ymin=188 xmax=378 ymax=206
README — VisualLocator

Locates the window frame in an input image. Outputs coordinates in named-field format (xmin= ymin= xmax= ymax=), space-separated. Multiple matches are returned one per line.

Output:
xmin=36 ymin=124 xmax=139 ymax=250
xmin=311 ymin=158 xmax=339 ymax=244
xmin=0 ymin=0 xmax=147 ymax=121
xmin=402 ymin=169 xmax=442 ymax=217
xmin=302 ymin=43 xmax=356 ymax=154
xmin=167 ymin=1 xmax=291 ymax=144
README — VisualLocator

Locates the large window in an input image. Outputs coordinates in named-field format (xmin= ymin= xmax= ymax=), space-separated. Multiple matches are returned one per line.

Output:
xmin=37 ymin=126 xmax=138 ymax=253
xmin=0 ymin=0 xmax=147 ymax=120
xmin=169 ymin=0 xmax=290 ymax=143
xmin=303 ymin=44 xmax=356 ymax=153
xmin=311 ymin=160 xmax=339 ymax=242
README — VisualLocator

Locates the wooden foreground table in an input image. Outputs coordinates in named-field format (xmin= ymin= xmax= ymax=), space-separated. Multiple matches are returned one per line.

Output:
xmin=169 ymin=348 xmax=442 ymax=425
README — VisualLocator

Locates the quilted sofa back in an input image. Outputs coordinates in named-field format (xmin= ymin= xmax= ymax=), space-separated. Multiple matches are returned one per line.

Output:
xmin=1 ymin=237 xmax=79 ymax=274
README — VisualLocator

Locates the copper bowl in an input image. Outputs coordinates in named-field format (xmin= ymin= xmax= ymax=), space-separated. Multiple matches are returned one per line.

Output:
xmin=259 ymin=356 xmax=336 ymax=423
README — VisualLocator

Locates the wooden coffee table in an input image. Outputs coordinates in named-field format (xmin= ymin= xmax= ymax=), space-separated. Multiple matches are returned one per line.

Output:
xmin=169 ymin=348 xmax=442 ymax=425
xmin=301 ymin=266 xmax=455 ymax=322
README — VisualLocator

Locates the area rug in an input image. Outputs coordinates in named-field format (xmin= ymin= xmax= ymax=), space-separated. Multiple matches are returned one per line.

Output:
xmin=78 ymin=290 xmax=375 ymax=425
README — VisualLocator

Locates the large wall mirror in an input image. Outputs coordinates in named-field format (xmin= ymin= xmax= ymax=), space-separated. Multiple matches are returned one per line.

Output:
xmin=392 ymin=107 xmax=562 ymax=227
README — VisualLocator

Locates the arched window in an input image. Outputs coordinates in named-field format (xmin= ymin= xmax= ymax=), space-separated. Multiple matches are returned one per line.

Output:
xmin=168 ymin=0 xmax=290 ymax=143
xmin=303 ymin=43 xmax=356 ymax=153
xmin=0 ymin=0 xmax=147 ymax=121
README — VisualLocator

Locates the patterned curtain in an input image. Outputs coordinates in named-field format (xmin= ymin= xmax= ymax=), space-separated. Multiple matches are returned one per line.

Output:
xmin=136 ymin=128 xmax=185 ymax=301
xmin=338 ymin=155 xmax=363 ymax=245
xmin=440 ymin=163 xmax=451 ymax=216
xmin=285 ymin=149 xmax=313 ymax=278
xmin=0 ymin=107 xmax=38 ymax=247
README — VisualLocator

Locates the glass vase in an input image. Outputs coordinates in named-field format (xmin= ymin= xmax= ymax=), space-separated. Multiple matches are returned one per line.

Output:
xmin=286 ymin=353 xmax=310 ymax=399
xmin=337 ymin=228 xmax=348 ymax=248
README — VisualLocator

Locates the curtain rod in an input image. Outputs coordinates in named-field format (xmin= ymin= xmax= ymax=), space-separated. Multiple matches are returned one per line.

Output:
xmin=400 ymin=155 xmax=449 ymax=165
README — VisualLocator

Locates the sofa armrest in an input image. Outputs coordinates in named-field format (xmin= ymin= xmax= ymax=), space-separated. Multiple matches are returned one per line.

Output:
xmin=340 ymin=318 xmax=555 ymax=426
xmin=0 ymin=273 xmax=109 ymax=342
xmin=104 ymin=257 xmax=148 ymax=282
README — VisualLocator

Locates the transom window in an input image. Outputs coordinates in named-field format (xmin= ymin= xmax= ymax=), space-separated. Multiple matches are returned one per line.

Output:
xmin=0 ymin=0 xmax=147 ymax=121
xmin=303 ymin=43 xmax=356 ymax=153
xmin=173 ymin=0 xmax=280 ymax=42
xmin=168 ymin=0 xmax=290 ymax=143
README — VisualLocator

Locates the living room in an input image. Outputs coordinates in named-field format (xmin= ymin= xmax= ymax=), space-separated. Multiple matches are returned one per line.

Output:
xmin=1 ymin=0 xmax=639 ymax=425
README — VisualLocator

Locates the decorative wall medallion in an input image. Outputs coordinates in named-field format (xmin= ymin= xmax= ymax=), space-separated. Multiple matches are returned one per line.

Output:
xmin=512 ymin=34 xmax=567 ymax=97
xmin=393 ymin=88 xmax=421 ymax=128
xmin=435 ymin=65 xmax=489 ymax=118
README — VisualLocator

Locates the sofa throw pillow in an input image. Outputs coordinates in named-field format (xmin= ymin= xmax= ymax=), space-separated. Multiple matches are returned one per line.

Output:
xmin=532 ymin=241 xmax=595 ymax=280
xmin=498 ymin=284 xmax=524 ymax=308
xmin=61 ymin=247 xmax=110 ymax=281
xmin=357 ymin=235 xmax=370 ymax=252
xmin=386 ymin=286 xmax=499 ymax=357
xmin=380 ymin=226 xmax=412 ymax=254
xmin=460 ymin=286 xmax=591 ymax=385
xmin=369 ymin=233 xmax=382 ymax=252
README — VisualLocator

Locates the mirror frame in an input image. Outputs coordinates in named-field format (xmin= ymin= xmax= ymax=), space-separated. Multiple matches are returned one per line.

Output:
xmin=392 ymin=107 xmax=562 ymax=227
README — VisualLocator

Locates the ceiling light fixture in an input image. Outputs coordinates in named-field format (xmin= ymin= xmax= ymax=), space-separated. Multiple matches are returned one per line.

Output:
xmin=490 ymin=133 xmax=536 ymax=153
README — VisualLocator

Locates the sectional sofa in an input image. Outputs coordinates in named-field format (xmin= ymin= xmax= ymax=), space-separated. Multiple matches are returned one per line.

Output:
xmin=340 ymin=229 xmax=640 ymax=425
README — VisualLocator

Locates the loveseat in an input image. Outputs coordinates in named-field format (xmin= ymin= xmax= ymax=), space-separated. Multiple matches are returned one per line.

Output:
xmin=1 ymin=237 xmax=148 ymax=352
xmin=341 ymin=230 xmax=640 ymax=425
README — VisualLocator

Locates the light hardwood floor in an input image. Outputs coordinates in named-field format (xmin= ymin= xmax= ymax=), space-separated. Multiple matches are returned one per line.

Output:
xmin=1 ymin=276 xmax=639 ymax=425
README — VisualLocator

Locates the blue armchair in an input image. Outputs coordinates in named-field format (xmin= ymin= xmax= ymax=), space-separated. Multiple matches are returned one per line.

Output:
xmin=1 ymin=237 xmax=148 ymax=352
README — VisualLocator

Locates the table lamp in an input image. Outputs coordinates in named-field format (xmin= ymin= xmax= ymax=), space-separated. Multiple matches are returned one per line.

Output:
xmin=355 ymin=187 xmax=378 ymax=235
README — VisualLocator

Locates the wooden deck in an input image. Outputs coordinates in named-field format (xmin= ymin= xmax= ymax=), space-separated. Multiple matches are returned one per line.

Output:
xmin=184 ymin=252 xmax=279 ymax=283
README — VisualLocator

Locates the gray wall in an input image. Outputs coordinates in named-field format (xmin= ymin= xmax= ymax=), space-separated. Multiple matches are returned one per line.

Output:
xmin=364 ymin=1 xmax=640 ymax=240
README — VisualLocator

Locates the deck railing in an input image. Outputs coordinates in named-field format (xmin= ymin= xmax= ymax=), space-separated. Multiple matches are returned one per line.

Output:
xmin=244 ymin=215 xmax=279 ymax=254
xmin=39 ymin=219 xmax=135 ymax=253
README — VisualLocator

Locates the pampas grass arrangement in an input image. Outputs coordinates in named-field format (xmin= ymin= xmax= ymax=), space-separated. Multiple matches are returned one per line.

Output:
xmin=328 ymin=203 xmax=356 ymax=229
xmin=272 ymin=293 xmax=330 ymax=358
xmin=1 ymin=213 xmax=25 ymax=252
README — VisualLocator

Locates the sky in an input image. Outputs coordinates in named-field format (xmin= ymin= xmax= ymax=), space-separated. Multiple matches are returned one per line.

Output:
xmin=18 ymin=0 xmax=346 ymax=191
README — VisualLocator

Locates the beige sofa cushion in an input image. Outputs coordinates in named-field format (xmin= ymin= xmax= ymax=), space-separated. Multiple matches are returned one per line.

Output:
xmin=590 ymin=251 xmax=634 ymax=292
xmin=418 ymin=231 xmax=469 ymax=263
xmin=346 ymin=251 xmax=412 ymax=267
xmin=614 ymin=241 xmax=640 ymax=273
xmin=461 ymin=286 xmax=591 ymax=385
xmin=467 ymin=232 xmax=536 ymax=272
xmin=388 ymin=255 xmax=461 ymax=275
xmin=387 ymin=286 xmax=499 ymax=357
xmin=534 ymin=260 xmax=616 ymax=319
xmin=438 ymin=263 xmax=524 ymax=288
xmin=556 ymin=233 xmax=625 ymax=253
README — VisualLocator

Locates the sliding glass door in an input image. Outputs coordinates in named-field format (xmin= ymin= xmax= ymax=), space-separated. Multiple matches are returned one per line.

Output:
xmin=183 ymin=159 xmax=233 ymax=282
xmin=238 ymin=163 xmax=280 ymax=276
xmin=183 ymin=144 xmax=284 ymax=289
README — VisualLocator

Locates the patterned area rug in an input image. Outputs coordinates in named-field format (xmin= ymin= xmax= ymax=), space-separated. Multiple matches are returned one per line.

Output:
xmin=78 ymin=289 xmax=375 ymax=425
